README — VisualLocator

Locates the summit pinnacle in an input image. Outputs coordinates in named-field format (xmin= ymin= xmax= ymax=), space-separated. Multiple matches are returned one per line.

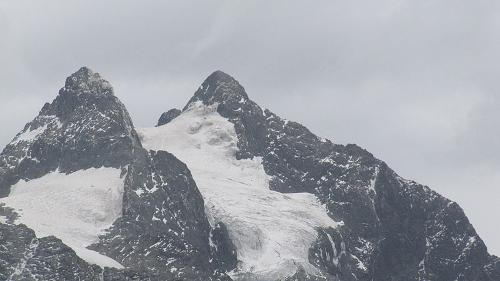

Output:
xmin=184 ymin=70 xmax=249 ymax=110
xmin=63 ymin=66 xmax=113 ymax=96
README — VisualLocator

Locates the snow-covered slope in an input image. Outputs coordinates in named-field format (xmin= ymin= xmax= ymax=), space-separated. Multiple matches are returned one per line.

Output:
xmin=139 ymin=102 xmax=340 ymax=280
xmin=0 ymin=167 xmax=125 ymax=268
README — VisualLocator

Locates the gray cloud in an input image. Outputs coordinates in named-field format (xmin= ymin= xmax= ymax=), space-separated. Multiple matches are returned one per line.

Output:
xmin=0 ymin=0 xmax=499 ymax=254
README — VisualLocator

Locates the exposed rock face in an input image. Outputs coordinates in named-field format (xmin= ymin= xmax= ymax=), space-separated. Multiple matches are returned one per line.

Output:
xmin=157 ymin=108 xmax=181 ymax=126
xmin=182 ymin=70 xmax=500 ymax=281
xmin=0 ymin=222 xmax=102 ymax=281
xmin=0 ymin=67 xmax=234 ymax=280
xmin=209 ymin=222 xmax=238 ymax=272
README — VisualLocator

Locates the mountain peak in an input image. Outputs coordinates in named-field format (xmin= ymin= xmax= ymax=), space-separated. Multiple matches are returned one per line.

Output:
xmin=63 ymin=66 xmax=113 ymax=95
xmin=206 ymin=70 xmax=236 ymax=83
xmin=1 ymin=66 xmax=139 ymax=194
xmin=183 ymin=70 xmax=248 ymax=110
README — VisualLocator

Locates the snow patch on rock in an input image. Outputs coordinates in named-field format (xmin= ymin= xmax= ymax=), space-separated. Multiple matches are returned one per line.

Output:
xmin=11 ymin=124 xmax=48 ymax=144
xmin=0 ymin=167 xmax=125 ymax=269
xmin=139 ymin=102 xmax=339 ymax=280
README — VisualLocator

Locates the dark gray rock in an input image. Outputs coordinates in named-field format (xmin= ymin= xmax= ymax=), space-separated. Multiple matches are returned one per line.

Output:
xmin=0 ymin=220 xmax=151 ymax=281
xmin=485 ymin=256 xmax=500 ymax=280
xmin=183 ymin=70 xmax=500 ymax=281
xmin=209 ymin=222 xmax=238 ymax=272
xmin=0 ymin=222 xmax=101 ymax=281
xmin=157 ymin=108 xmax=181 ymax=126
xmin=308 ymin=227 xmax=362 ymax=281
xmin=283 ymin=267 xmax=333 ymax=281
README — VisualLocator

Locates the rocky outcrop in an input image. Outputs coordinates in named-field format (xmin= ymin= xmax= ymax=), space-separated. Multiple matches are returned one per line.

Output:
xmin=157 ymin=108 xmax=181 ymax=126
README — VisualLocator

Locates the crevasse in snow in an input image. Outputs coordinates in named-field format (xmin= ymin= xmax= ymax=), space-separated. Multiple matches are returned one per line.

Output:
xmin=139 ymin=102 xmax=339 ymax=280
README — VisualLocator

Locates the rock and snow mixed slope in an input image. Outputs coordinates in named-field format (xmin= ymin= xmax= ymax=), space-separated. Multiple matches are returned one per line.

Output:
xmin=140 ymin=102 xmax=340 ymax=280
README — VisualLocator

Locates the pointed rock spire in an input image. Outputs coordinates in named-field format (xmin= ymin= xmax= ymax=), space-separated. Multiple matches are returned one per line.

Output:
xmin=0 ymin=67 xmax=140 ymax=196
xmin=183 ymin=70 xmax=248 ymax=110
xmin=40 ymin=67 xmax=118 ymax=119
xmin=63 ymin=66 xmax=113 ymax=96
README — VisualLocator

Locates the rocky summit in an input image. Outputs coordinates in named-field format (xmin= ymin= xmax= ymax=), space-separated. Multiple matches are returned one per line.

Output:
xmin=0 ymin=67 xmax=498 ymax=281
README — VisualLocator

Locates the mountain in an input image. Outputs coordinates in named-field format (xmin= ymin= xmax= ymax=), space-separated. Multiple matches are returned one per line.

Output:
xmin=0 ymin=67 xmax=498 ymax=281
xmin=0 ymin=67 xmax=234 ymax=280
xmin=144 ymin=70 xmax=500 ymax=281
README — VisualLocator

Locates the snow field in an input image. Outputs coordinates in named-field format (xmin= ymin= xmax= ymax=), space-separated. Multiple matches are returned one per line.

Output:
xmin=0 ymin=167 xmax=125 ymax=268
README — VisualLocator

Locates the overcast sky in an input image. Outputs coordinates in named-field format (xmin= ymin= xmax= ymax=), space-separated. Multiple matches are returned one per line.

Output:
xmin=0 ymin=1 xmax=499 ymax=255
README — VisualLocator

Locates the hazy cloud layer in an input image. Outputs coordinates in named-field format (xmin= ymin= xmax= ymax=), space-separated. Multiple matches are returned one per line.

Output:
xmin=1 ymin=1 xmax=499 ymax=254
